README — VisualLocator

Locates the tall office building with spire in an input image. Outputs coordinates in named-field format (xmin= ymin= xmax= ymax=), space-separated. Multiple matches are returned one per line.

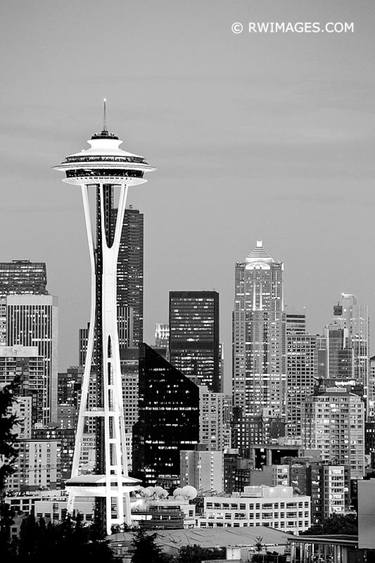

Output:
xmin=232 ymin=241 xmax=286 ymax=418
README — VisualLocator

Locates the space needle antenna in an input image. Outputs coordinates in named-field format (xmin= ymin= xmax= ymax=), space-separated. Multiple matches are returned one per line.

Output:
xmin=103 ymin=98 xmax=107 ymax=133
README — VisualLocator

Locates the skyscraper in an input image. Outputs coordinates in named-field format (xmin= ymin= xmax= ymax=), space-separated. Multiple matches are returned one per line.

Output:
xmin=232 ymin=241 xmax=286 ymax=418
xmin=55 ymin=106 xmax=154 ymax=533
xmin=302 ymin=387 xmax=365 ymax=480
xmin=1 ymin=295 xmax=58 ymax=424
xmin=132 ymin=344 xmax=200 ymax=489
xmin=0 ymin=260 xmax=47 ymax=296
xmin=336 ymin=294 xmax=369 ymax=396
xmin=169 ymin=291 xmax=220 ymax=392
xmin=116 ymin=207 xmax=144 ymax=347
xmin=155 ymin=323 xmax=169 ymax=349
xmin=286 ymin=312 xmax=319 ymax=440
xmin=0 ymin=345 xmax=45 ymax=426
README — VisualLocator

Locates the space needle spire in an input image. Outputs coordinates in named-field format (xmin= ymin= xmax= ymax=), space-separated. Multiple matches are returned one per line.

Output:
xmin=54 ymin=102 xmax=155 ymax=534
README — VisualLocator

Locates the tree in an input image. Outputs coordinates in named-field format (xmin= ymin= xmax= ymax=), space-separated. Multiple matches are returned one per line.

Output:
xmin=0 ymin=378 xmax=20 ymax=491
xmin=16 ymin=512 xmax=116 ymax=563
xmin=303 ymin=513 xmax=358 ymax=535
xmin=0 ymin=377 xmax=21 ymax=561
xmin=254 ymin=536 xmax=264 ymax=552
xmin=131 ymin=528 xmax=171 ymax=563
xmin=175 ymin=544 xmax=225 ymax=562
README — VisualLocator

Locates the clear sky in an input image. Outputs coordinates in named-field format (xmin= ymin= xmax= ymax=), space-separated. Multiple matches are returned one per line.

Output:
xmin=0 ymin=1 xmax=374 ymax=392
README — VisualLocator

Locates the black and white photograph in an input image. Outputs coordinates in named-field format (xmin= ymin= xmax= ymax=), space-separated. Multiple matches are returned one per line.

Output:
xmin=0 ymin=1 xmax=374 ymax=562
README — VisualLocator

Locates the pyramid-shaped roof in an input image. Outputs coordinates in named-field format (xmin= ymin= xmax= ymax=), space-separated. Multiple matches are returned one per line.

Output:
xmin=245 ymin=241 xmax=275 ymax=269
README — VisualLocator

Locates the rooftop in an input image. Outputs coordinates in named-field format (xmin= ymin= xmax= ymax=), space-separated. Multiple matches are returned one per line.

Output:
xmin=245 ymin=241 xmax=277 ymax=270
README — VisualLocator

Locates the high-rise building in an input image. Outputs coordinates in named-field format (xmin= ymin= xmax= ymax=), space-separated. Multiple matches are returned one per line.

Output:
xmin=232 ymin=241 xmax=286 ymax=420
xmin=0 ymin=260 xmax=47 ymax=296
xmin=285 ymin=311 xmax=306 ymax=335
xmin=0 ymin=345 xmax=45 ymax=425
xmin=169 ymin=291 xmax=220 ymax=392
xmin=155 ymin=323 xmax=169 ymax=349
xmin=32 ymin=426 xmax=75 ymax=485
xmin=302 ymin=387 xmax=365 ymax=480
xmin=132 ymin=344 xmax=200 ymax=489
xmin=368 ymin=356 xmax=375 ymax=421
xmin=283 ymin=457 xmax=347 ymax=524
xmin=231 ymin=407 xmax=286 ymax=457
xmin=180 ymin=450 xmax=224 ymax=493
xmin=199 ymin=386 xmax=225 ymax=451
xmin=324 ymin=319 xmax=353 ymax=383
xmin=57 ymin=366 xmax=82 ymax=430
xmin=79 ymin=305 xmax=133 ymax=367
xmin=6 ymin=439 xmax=60 ymax=492
xmin=0 ymin=295 xmax=58 ymax=424
xmin=223 ymin=452 xmax=252 ymax=493
xmin=116 ymin=207 xmax=143 ymax=347
xmin=286 ymin=314 xmax=319 ymax=440
xmin=338 ymin=294 xmax=369 ymax=390
xmin=55 ymin=108 xmax=154 ymax=533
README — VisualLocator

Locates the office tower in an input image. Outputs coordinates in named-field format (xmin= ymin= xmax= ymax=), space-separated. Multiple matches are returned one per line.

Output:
xmin=285 ymin=311 xmax=306 ymax=335
xmin=79 ymin=305 xmax=133 ymax=367
xmin=180 ymin=450 xmax=224 ymax=493
xmin=338 ymin=294 xmax=369 ymax=389
xmin=231 ymin=407 xmax=286 ymax=458
xmin=0 ymin=260 xmax=47 ymax=295
xmin=1 ymin=295 xmax=58 ymax=424
xmin=133 ymin=344 xmax=200 ymax=489
xmin=116 ymin=207 xmax=144 ymax=347
xmin=32 ymin=426 xmax=75 ymax=485
xmin=55 ymin=107 xmax=154 ymax=533
xmin=0 ymin=345 xmax=45 ymax=425
xmin=283 ymin=457 xmax=347 ymax=524
xmin=7 ymin=439 xmax=60 ymax=492
xmin=302 ymin=387 xmax=365 ymax=480
xmin=321 ymin=296 xmax=369 ymax=390
xmin=155 ymin=323 xmax=169 ymax=349
xmin=199 ymin=386 xmax=225 ymax=451
xmin=324 ymin=318 xmax=353 ymax=383
xmin=232 ymin=241 xmax=286 ymax=420
xmin=222 ymin=394 xmax=233 ymax=450
xmin=368 ymin=356 xmax=375 ymax=421
xmin=223 ymin=452 xmax=252 ymax=493
xmin=57 ymin=366 xmax=82 ymax=429
xmin=120 ymin=348 xmax=139 ymax=434
xmin=169 ymin=291 xmax=220 ymax=392
xmin=286 ymin=314 xmax=318 ymax=439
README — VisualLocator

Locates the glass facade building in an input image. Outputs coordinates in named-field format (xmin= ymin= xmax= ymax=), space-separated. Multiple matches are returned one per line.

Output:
xmin=132 ymin=343 xmax=200 ymax=489
xmin=115 ymin=207 xmax=144 ymax=347
xmin=0 ymin=260 xmax=47 ymax=296
xmin=169 ymin=290 xmax=220 ymax=392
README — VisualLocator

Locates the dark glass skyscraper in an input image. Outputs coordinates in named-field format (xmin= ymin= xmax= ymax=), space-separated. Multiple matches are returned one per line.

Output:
xmin=116 ymin=207 xmax=144 ymax=347
xmin=132 ymin=343 xmax=200 ymax=489
xmin=0 ymin=260 xmax=47 ymax=295
xmin=169 ymin=291 xmax=220 ymax=392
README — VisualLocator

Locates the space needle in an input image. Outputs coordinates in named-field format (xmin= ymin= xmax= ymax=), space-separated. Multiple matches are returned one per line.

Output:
xmin=55 ymin=101 xmax=155 ymax=534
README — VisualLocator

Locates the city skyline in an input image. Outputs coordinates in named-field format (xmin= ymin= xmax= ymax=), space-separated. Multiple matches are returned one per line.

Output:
xmin=0 ymin=1 xmax=374 ymax=393
xmin=2 ymin=3 xmax=375 ymax=556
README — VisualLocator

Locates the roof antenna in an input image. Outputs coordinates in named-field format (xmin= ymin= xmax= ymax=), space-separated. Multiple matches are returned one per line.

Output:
xmin=103 ymin=98 xmax=107 ymax=133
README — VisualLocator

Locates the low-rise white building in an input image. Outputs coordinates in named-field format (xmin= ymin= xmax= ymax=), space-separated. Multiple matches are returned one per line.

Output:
xmin=196 ymin=485 xmax=310 ymax=534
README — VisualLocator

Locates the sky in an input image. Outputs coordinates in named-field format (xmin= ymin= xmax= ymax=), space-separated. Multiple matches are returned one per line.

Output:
xmin=0 ymin=0 xmax=374 ymax=393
